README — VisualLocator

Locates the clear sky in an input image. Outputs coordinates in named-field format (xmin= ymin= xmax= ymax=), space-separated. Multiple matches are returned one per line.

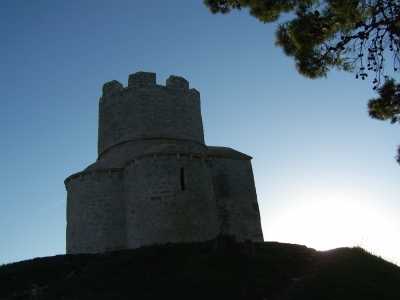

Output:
xmin=1 ymin=0 xmax=399 ymax=266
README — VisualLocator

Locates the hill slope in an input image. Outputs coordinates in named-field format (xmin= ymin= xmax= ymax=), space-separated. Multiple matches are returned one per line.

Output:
xmin=1 ymin=241 xmax=400 ymax=300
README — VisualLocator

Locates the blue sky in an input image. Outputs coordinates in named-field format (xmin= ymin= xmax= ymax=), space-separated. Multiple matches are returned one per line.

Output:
xmin=1 ymin=0 xmax=399 ymax=265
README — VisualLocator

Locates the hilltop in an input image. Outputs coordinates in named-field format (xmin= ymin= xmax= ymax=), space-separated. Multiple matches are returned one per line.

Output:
xmin=1 ymin=240 xmax=400 ymax=300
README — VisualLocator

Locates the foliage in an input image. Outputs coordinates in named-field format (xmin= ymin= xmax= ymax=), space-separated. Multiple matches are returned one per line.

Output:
xmin=368 ymin=77 xmax=400 ymax=163
xmin=204 ymin=0 xmax=400 ymax=164
xmin=204 ymin=0 xmax=400 ymax=87
xmin=368 ymin=78 xmax=400 ymax=123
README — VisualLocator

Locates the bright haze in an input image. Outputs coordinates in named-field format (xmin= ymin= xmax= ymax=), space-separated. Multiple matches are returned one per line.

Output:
xmin=1 ymin=1 xmax=399 ymax=265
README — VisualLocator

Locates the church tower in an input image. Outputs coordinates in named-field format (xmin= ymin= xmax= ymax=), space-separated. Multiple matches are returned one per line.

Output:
xmin=65 ymin=72 xmax=263 ymax=254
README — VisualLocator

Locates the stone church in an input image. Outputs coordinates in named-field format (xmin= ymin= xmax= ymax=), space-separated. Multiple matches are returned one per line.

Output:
xmin=65 ymin=72 xmax=263 ymax=254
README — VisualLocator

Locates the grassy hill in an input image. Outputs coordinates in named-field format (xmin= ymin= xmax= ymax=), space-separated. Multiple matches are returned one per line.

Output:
xmin=1 ymin=240 xmax=400 ymax=300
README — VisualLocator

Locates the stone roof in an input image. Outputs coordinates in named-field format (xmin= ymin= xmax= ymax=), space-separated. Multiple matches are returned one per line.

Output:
xmin=84 ymin=159 xmax=121 ymax=171
xmin=206 ymin=146 xmax=252 ymax=159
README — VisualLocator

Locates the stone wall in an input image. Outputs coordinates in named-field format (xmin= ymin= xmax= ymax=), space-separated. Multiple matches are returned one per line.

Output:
xmin=65 ymin=169 xmax=125 ymax=254
xmin=207 ymin=147 xmax=264 ymax=242
xmin=124 ymin=150 xmax=219 ymax=248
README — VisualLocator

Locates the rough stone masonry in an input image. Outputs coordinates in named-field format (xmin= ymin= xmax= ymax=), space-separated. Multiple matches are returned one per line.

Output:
xmin=65 ymin=72 xmax=264 ymax=254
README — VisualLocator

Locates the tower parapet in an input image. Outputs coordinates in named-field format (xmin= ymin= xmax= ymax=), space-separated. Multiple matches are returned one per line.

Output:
xmin=98 ymin=72 xmax=205 ymax=162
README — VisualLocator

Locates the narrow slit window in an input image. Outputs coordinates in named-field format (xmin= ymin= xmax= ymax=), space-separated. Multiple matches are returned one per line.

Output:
xmin=180 ymin=168 xmax=185 ymax=191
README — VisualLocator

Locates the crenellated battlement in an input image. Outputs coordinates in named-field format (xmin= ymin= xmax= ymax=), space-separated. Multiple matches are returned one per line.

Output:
xmin=102 ymin=72 xmax=196 ymax=97
xmin=98 ymin=72 xmax=205 ymax=157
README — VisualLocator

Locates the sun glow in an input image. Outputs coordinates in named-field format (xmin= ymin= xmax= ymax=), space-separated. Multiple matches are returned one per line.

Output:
xmin=264 ymin=190 xmax=400 ymax=265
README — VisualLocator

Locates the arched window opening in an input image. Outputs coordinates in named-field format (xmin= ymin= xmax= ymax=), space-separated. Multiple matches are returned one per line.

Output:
xmin=180 ymin=168 xmax=185 ymax=191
